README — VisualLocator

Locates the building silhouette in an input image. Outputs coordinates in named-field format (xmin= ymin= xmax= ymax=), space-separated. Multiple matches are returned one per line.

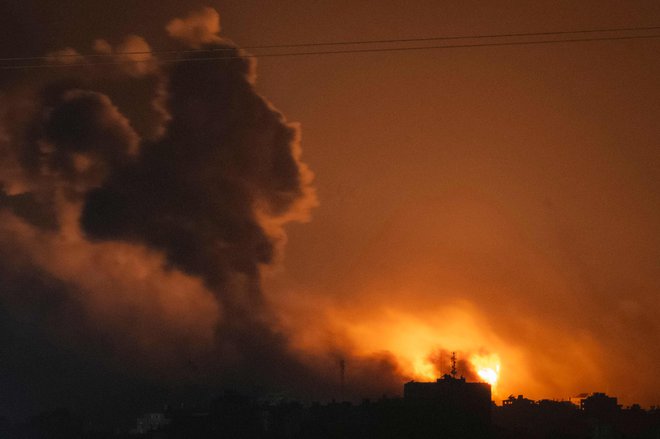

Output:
xmin=404 ymin=373 xmax=492 ymax=425
xmin=580 ymin=392 xmax=620 ymax=419
xmin=5 ymin=377 xmax=660 ymax=438
xmin=400 ymin=353 xmax=492 ymax=438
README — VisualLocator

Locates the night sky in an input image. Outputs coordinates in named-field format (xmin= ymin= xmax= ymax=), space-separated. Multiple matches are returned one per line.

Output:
xmin=0 ymin=0 xmax=659 ymax=423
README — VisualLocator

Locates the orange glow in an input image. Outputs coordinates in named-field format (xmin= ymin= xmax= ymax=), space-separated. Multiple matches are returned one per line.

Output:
xmin=471 ymin=352 xmax=501 ymax=391
xmin=267 ymin=283 xmax=524 ymax=398
xmin=477 ymin=367 xmax=499 ymax=386
xmin=266 ymin=271 xmax=610 ymax=403
xmin=337 ymin=305 xmax=511 ymax=399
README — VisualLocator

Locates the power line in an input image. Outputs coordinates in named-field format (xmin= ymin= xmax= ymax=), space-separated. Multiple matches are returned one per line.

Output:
xmin=1 ymin=31 xmax=659 ymax=70
xmin=2 ymin=23 xmax=660 ymax=63
xmin=238 ymin=24 xmax=660 ymax=48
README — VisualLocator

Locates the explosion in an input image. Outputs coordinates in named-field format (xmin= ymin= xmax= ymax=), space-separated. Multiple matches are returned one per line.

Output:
xmin=272 ymin=284 xmax=514 ymax=399
xmin=471 ymin=352 xmax=501 ymax=390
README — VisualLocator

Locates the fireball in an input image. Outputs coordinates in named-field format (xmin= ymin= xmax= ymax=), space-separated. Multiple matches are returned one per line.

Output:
xmin=471 ymin=352 xmax=501 ymax=391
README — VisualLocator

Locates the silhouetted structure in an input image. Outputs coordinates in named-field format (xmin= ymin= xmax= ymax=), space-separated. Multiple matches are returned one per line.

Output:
xmin=581 ymin=392 xmax=620 ymax=419
xmin=495 ymin=395 xmax=583 ymax=438
xmin=132 ymin=412 xmax=170 ymax=435
xmin=492 ymin=392 xmax=660 ymax=439
xmin=404 ymin=373 xmax=492 ymax=424
xmin=401 ymin=373 xmax=492 ymax=437
xmin=338 ymin=358 xmax=346 ymax=402
xmin=4 ymin=385 xmax=660 ymax=438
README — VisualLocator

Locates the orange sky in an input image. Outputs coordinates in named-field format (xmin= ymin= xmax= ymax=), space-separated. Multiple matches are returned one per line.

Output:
xmin=1 ymin=0 xmax=659 ymax=410
xmin=240 ymin=1 xmax=660 ymax=405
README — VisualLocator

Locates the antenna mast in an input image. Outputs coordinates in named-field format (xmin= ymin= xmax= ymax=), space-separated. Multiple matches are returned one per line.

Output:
xmin=450 ymin=352 xmax=457 ymax=378
xmin=339 ymin=358 xmax=346 ymax=401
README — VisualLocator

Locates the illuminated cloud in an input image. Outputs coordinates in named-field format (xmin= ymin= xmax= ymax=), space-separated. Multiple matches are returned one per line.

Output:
xmin=93 ymin=35 xmax=157 ymax=77
xmin=165 ymin=7 xmax=223 ymax=48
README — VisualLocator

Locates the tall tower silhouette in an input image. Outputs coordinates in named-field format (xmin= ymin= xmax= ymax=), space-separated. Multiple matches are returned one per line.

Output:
xmin=339 ymin=358 xmax=346 ymax=401
xmin=450 ymin=352 xmax=458 ymax=378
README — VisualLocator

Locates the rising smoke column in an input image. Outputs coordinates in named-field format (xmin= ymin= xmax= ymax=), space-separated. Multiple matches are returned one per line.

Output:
xmin=79 ymin=18 xmax=320 ymax=386
xmin=0 ymin=8 xmax=411 ymax=415
xmin=0 ymin=7 xmax=327 ymax=412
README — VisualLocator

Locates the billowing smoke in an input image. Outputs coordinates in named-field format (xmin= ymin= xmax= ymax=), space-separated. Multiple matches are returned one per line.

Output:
xmin=0 ymin=7 xmax=357 ymax=420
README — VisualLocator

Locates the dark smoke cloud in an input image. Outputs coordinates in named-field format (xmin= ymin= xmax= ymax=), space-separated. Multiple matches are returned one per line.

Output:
xmin=76 ymin=43 xmax=321 ymax=388
xmin=22 ymin=88 xmax=140 ymax=191
xmin=0 ymin=7 xmax=352 ymax=421
xmin=81 ymin=45 xmax=308 ymax=290
xmin=0 ymin=7 xmax=409 ymax=423
xmin=0 ymin=188 xmax=57 ymax=229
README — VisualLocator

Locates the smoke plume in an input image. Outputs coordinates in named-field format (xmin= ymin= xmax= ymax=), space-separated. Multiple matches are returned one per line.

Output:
xmin=0 ymin=7 xmax=362 ymax=419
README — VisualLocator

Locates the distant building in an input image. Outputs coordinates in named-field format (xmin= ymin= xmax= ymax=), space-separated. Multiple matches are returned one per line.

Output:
xmin=132 ymin=412 xmax=170 ymax=435
xmin=404 ymin=373 xmax=492 ymax=423
xmin=580 ymin=393 xmax=620 ymax=419
xmin=570 ymin=392 xmax=590 ymax=407
xmin=502 ymin=394 xmax=535 ymax=408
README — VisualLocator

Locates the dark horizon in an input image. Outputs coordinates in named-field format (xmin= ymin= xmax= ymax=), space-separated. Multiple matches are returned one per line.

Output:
xmin=2 ymin=375 xmax=659 ymax=439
